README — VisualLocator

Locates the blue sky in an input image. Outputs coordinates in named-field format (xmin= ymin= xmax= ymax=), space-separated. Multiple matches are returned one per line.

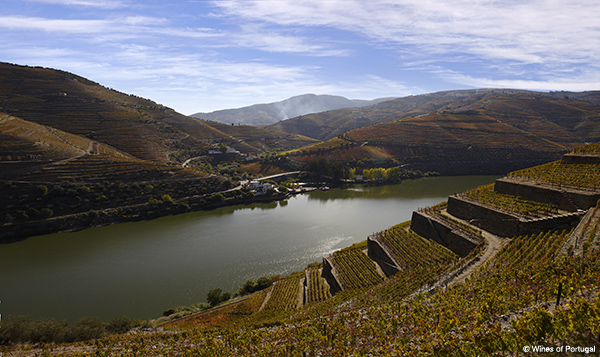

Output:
xmin=2 ymin=0 xmax=599 ymax=115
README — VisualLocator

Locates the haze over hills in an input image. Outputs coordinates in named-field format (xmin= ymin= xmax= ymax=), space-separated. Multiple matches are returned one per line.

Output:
xmin=191 ymin=94 xmax=394 ymax=126
xmin=267 ymin=89 xmax=600 ymax=141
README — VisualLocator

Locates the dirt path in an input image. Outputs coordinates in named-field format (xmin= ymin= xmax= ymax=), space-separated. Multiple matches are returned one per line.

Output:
xmin=156 ymin=296 xmax=251 ymax=328
xmin=447 ymin=230 xmax=506 ymax=286
xmin=413 ymin=210 xmax=509 ymax=295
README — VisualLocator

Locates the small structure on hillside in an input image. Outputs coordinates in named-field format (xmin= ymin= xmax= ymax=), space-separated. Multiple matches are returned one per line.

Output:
xmin=248 ymin=180 xmax=276 ymax=195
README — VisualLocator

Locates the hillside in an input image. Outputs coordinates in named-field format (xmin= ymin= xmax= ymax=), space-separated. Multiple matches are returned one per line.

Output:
xmin=285 ymin=112 xmax=569 ymax=175
xmin=281 ymin=92 xmax=600 ymax=175
xmin=3 ymin=145 xmax=599 ymax=356
xmin=0 ymin=63 xmax=308 ymax=240
xmin=0 ymin=62 xmax=313 ymax=163
xmin=268 ymin=89 xmax=600 ymax=142
xmin=192 ymin=94 xmax=392 ymax=126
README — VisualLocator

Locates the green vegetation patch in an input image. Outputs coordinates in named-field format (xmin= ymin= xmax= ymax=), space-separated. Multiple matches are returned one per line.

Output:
xmin=508 ymin=160 xmax=600 ymax=190
xmin=331 ymin=244 xmax=384 ymax=290
xmin=376 ymin=223 xmax=458 ymax=270
xmin=462 ymin=183 xmax=560 ymax=218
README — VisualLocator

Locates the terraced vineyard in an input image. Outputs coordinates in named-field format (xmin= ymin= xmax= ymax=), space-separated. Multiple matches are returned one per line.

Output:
xmin=5 ymin=146 xmax=600 ymax=356
xmin=305 ymin=266 xmax=332 ymax=304
xmin=421 ymin=202 xmax=483 ymax=240
xmin=376 ymin=222 xmax=458 ymax=270
xmin=573 ymin=141 xmax=600 ymax=153
xmin=331 ymin=244 xmax=384 ymax=290
xmin=262 ymin=276 xmax=301 ymax=311
xmin=508 ymin=160 xmax=600 ymax=190
xmin=34 ymin=226 xmax=599 ymax=356
xmin=18 ymin=154 xmax=203 ymax=182
xmin=460 ymin=183 xmax=560 ymax=218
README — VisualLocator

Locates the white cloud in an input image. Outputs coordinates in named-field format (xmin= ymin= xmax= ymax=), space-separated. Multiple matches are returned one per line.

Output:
xmin=440 ymin=71 xmax=600 ymax=92
xmin=29 ymin=0 xmax=127 ymax=9
xmin=0 ymin=16 xmax=110 ymax=33
xmin=230 ymin=26 xmax=350 ymax=56
xmin=215 ymin=0 xmax=600 ymax=66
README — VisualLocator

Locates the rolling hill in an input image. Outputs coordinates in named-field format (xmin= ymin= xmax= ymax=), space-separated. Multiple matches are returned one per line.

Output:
xmin=280 ymin=90 xmax=600 ymax=175
xmin=191 ymin=93 xmax=392 ymax=126
xmin=0 ymin=62 xmax=313 ymax=165
xmin=0 ymin=62 xmax=311 ymax=240
xmin=267 ymin=89 xmax=600 ymax=142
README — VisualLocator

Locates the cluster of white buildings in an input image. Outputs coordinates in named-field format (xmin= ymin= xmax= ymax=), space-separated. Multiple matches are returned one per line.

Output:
xmin=247 ymin=180 xmax=277 ymax=195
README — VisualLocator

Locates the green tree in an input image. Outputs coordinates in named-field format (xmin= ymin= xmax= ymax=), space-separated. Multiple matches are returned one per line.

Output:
xmin=387 ymin=167 xmax=402 ymax=183
xmin=207 ymin=288 xmax=223 ymax=307
xmin=39 ymin=207 xmax=53 ymax=218
xmin=256 ymin=276 xmax=273 ymax=290
xmin=70 ymin=316 xmax=106 ymax=341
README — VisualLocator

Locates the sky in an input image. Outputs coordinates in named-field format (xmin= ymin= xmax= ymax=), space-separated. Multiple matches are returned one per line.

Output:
xmin=1 ymin=0 xmax=599 ymax=115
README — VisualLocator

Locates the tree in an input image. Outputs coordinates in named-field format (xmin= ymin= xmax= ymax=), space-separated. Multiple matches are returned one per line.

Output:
xmin=256 ymin=276 xmax=273 ymax=290
xmin=219 ymin=143 xmax=228 ymax=154
xmin=71 ymin=316 xmax=106 ymax=341
xmin=387 ymin=167 xmax=402 ymax=183
xmin=207 ymin=288 xmax=223 ymax=307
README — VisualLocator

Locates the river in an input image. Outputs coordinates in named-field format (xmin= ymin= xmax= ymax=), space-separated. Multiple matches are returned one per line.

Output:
xmin=0 ymin=175 xmax=498 ymax=322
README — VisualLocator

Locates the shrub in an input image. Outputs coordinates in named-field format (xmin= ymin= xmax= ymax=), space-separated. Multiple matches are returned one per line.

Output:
xmin=207 ymin=288 xmax=224 ymax=307
xmin=209 ymin=193 xmax=224 ymax=203
xmin=207 ymin=288 xmax=231 ymax=307
xmin=106 ymin=316 xmax=140 ymax=334
xmin=70 ymin=316 xmax=106 ymax=341
xmin=39 ymin=207 xmax=53 ymax=218
xmin=37 ymin=185 xmax=48 ymax=196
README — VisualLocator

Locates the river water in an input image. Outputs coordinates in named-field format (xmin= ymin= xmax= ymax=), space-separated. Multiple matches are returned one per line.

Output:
xmin=0 ymin=176 xmax=497 ymax=322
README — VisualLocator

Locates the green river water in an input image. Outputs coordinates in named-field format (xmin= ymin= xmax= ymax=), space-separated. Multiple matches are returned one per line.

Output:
xmin=0 ymin=175 xmax=498 ymax=322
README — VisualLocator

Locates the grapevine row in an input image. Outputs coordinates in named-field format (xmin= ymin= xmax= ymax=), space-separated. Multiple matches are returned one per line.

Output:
xmin=332 ymin=247 xmax=384 ymax=290
xmin=263 ymin=276 xmax=301 ymax=311
xmin=305 ymin=266 xmax=332 ymax=304
xmin=377 ymin=224 xmax=458 ymax=270
xmin=508 ymin=160 xmax=600 ymax=190
xmin=460 ymin=183 xmax=559 ymax=218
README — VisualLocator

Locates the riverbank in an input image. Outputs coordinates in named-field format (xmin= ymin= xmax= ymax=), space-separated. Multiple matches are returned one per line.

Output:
xmin=0 ymin=176 xmax=500 ymax=322
xmin=0 ymin=191 xmax=288 ymax=243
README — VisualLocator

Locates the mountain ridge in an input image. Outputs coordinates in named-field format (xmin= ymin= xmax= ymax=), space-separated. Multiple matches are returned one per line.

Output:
xmin=267 ymin=88 xmax=600 ymax=141
xmin=191 ymin=93 xmax=394 ymax=126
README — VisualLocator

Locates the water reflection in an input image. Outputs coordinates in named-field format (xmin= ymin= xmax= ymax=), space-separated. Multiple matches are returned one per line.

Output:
xmin=0 ymin=175 xmax=498 ymax=322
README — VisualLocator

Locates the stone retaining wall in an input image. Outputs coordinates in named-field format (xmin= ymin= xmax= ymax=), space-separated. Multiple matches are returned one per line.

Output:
xmin=495 ymin=178 xmax=600 ymax=211
xmin=321 ymin=256 xmax=342 ymax=294
xmin=367 ymin=235 xmax=400 ymax=277
xmin=561 ymin=153 xmax=600 ymax=165
xmin=447 ymin=195 xmax=584 ymax=237
xmin=410 ymin=211 xmax=480 ymax=257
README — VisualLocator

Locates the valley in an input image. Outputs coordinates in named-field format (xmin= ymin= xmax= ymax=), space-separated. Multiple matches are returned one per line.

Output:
xmin=1 ymin=62 xmax=600 ymax=355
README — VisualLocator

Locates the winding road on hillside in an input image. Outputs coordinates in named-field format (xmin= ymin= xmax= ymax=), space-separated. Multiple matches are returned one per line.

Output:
xmin=413 ymin=209 xmax=509 ymax=295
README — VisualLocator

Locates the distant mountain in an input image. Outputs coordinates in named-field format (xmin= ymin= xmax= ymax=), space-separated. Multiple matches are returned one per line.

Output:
xmin=282 ymin=89 xmax=600 ymax=175
xmin=267 ymin=89 xmax=600 ymax=141
xmin=191 ymin=94 xmax=394 ymax=126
